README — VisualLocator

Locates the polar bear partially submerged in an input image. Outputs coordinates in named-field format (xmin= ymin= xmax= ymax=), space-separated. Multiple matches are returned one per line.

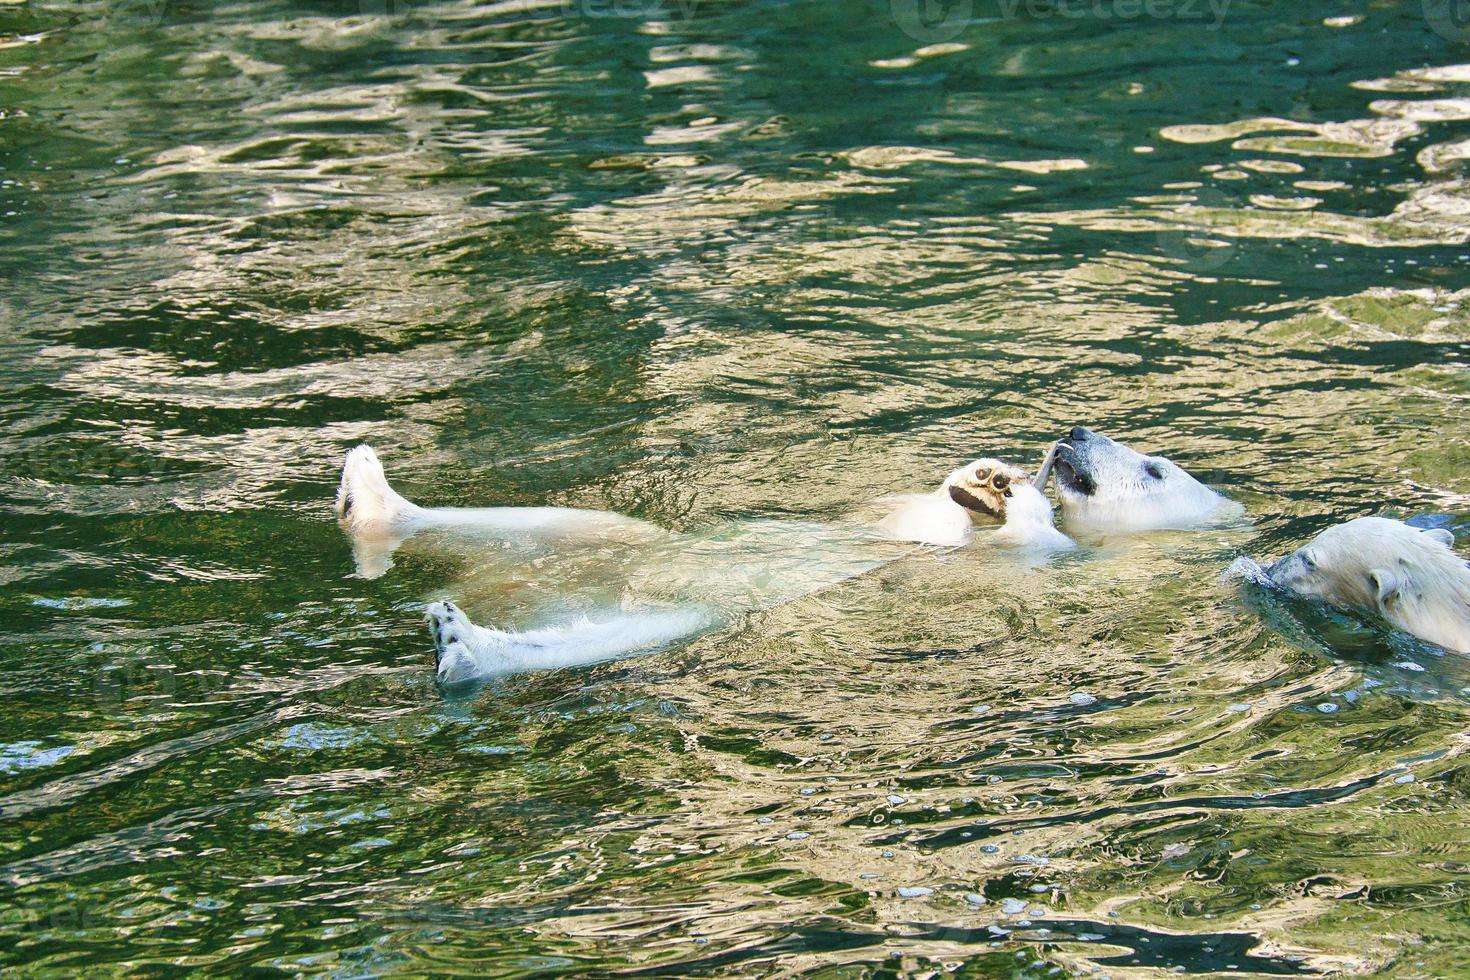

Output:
xmin=1047 ymin=427 xmax=1240 ymax=532
xmin=1226 ymin=518 xmax=1470 ymax=654
xmin=336 ymin=446 xmax=1072 ymax=682
xmin=878 ymin=458 xmax=1074 ymax=551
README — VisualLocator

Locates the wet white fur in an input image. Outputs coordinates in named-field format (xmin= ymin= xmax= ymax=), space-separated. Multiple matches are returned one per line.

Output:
xmin=1054 ymin=428 xmax=1237 ymax=532
xmin=1227 ymin=517 xmax=1470 ymax=654
xmin=878 ymin=460 xmax=1074 ymax=550
xmin=426 ymin=600 xmax=714 ymax=684
xmin=336 ymin=445 xmax=661 ymax=578
xmin=338 ymin=446 xmax=1071 ymax=681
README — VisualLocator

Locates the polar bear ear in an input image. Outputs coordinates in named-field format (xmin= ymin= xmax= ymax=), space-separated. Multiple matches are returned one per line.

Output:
xmin=1422 ymin=528 xmax=1455 ymax=549
xmin=1369 ymin=568 xmax=1400 ymax=610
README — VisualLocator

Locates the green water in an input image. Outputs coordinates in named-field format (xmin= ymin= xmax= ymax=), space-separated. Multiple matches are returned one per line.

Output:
xmin=3 ymin=0 xmax=1470 ymax=974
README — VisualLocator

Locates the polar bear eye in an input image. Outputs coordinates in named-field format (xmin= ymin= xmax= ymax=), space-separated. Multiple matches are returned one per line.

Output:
xmin=973 ymin=466 xmax=991 ymax=482
xmin=1143 ymin=462 xmax=1164 ymax=480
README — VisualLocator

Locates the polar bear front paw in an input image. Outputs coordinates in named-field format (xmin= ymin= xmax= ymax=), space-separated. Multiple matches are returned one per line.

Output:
xmin=425 ymin=600 xmax=480 ymax=684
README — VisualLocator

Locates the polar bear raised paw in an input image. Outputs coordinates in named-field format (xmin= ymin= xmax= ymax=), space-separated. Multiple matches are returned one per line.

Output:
xmin=425 ymin=600 xmax=485 ymax=684
xmin=423 ymin=599 xmax=716 ymax=683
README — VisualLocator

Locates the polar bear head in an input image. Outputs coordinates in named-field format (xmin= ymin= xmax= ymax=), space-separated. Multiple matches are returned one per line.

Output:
xmin=1051 ymin=427 xmax=1230 ymax=531
xmin=1253 ymin=517 xmax=1470 ymax=653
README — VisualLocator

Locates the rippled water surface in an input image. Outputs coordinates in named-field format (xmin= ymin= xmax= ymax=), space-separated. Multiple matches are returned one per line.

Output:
xmin=3 ymin=0 xmax=1470 ymax=975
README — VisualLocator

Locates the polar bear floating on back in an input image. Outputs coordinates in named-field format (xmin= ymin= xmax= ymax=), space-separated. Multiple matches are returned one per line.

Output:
xmin=336 ymin=428 xmax=1470 ymax=681
xmin=336 ymin=446 xmax=1072 ymax=682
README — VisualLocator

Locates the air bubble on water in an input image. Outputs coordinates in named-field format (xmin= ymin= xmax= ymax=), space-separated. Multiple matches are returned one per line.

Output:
xmin=886 ymin=794 xmax=906 ymax=805
xmin=1396 ymin=774 xmax=1416 ymax=784
xmin=860 ymin=873 xmax=880 ymax=880
xmin=1393 ymin=661 xmax=1426 ymax=672
xmin=1227 ymin=703 xmax=1250 ymax=713
xmin=981 ymin=844 xmax=1000 ymax=853
xmin=898 ymin=886 xmax=933 ymax=898
xmin=1030 ymin=884 xmax=1049 ymax=893
xmin=970 ymin=705 xmax=992 ymax=714
xmin=800 ymin=788 xmax=816 ymax=796
xmin=756 ymin=817 xmax=772 ymax=824
xmin=965 ymin=893 xmax=987 ymax=905
xmin=1070 ymin=692 xmax=1097 ymax=706
xmin=1317 ymin=703 xmax=1338 ymax=713
xmin=786 ymin=831 xmax=810 ymax=839
xmin=881 ymin=850 xmax=895 ymax=859
xmin=1001 ymin=898 xmax=1028 ymax=915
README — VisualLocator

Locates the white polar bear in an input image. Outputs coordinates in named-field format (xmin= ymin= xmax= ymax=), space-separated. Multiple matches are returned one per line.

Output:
xmin=1047 ymin=426 xmax=1241 ymax=532
xmin=335 ymin=446 xmax=1072 ymax=682
xmin=1225 ymin=517 xmax=1470 ymax=654
xmin=877 ymin=457 xmax=1075 ymax=551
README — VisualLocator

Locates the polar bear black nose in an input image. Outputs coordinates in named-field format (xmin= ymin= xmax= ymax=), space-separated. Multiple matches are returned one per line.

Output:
xmin=1069 ymin=426 xmax=1092 ymax=441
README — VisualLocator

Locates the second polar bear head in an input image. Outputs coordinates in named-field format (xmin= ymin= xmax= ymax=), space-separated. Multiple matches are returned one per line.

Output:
xmin=1252 ymin=517 xmax=1470 ymax=654
xmin=1051 ymin=427 xmax=1234 ymax=532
